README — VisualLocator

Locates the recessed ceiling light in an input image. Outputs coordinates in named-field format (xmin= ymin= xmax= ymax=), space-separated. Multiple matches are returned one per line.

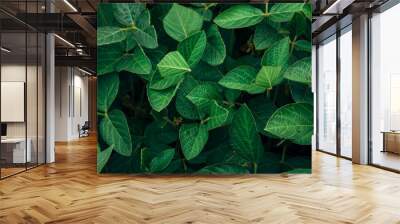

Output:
xmin=54 ymin=34 xmax=75 ymax=48
xmin=78 ymin=67 xmax=93 ymax=76
xmin=63 ymin=0 xmax=78 ymax=12
xmin=1 ymin=47 xmax=11 ymax=53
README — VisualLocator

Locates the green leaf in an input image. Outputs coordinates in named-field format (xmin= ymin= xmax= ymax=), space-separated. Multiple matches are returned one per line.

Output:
xmin=255 ymin=66 xmax=283 ymax=90
xmin=100 ymin=109 xmax=132 ymax=156
xmin=202 ymin=25 xmax=226 ymax=66
xmin=97 ymin=43 xmax=124 ymax=75
xmin=97 ymin=144 xmax=113 ymax=173
xmin=144 ymin=121 xmax=178 ymax=147
xmin=163 ymin=4 xmax=203 ymax=41
xmin=253 ymin=22 xmax=281 ymax=50
xmin=218 ymin=65 xmax=265 ymax=94
xmin=248 ymin=95 xmax=277 ymax=135
xmin=224 ymin=88 xmax=241 ymax=103
xmin=125 ymin=35 xmax=137 ymax=51
xmin=149 ymin=72 xmax=184 ymax=90
xmin=194 ymin=7 xmax=213 ymax=22
xmin=147 ymin=80 xmax=182 ymax=112
xmin=149 ymin=148 xmax=175 ymax=172
xmin=265 ymin=103 xmax=313 ymax=145
xmin=197 ymin=164 xmax=249 ymax=174
xmin=116 ymin=46 xmax=152 ymax=75
xmin=268 ymin=3 xmax=304 ymax=22
xmin=97 ymin=26 xmax=127 ymax=46
xmin=205 ymin=101 xmax=229 ymax=130
xmin=191 ymin=61 xmax=223 ymax=82
xmin=98 ymin=4 xmax=118 ymax=27
xmin=179 ymin=124 xmax=208 ymax=160
xmin=97 ymin=73 xmax=119 ymax=113
xmin=230 ymin=105 xmax=264 ymax=164
xmin=290 ymin=82 xmax=313 ymax=105
xmin=132 ymin=25 xmax=158 ymax=49
xmin=135 ymin=9 xmax=151 ymax=29
xmin=293 ymin=13 xmax=308 ymax=36
xmin=146 ymin=46 xmax=169 ymax=66
xmin=283 ymin=57 xmax=311 ymax=84
xmin=113 ymin=3 xmax=146 ymax=26
xmin=178 ymin=31 xmax=207 ymax=67
xmin=302 ymin=4 xmax=312 ymax=20
xmin=261 ymin=37 xmax=290 ymax=66
xmin=186 ymin=83 xmax=222 ymax=113
xmin=294 ymin=40 xmax=311 ymax=52
xmin=157 ymin=51 xmax=191 ymax=78
xmin=214 ymin=5 xmax=264 ymax=29
xmin=175 ymin=76 xmax=204 ymax=120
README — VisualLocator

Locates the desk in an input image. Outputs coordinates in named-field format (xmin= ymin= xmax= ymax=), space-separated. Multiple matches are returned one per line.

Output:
xmin=382 ymin=131 xmax=400 ymax=154
xmin=1 ymin=138 xmax=31 ymax=163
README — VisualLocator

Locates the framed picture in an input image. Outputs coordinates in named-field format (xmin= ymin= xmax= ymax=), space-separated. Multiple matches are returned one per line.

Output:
xmin=97 ymin=2 xmax=312 ymax=174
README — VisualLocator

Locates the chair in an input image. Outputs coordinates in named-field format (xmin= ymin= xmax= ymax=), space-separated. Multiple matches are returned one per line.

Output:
xmin=78 ymin=121 xmax=90 ymax=138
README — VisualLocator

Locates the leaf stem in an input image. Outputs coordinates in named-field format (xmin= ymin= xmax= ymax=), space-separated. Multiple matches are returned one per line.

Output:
xmin=290 ymin=36 xmax=298 ymax=54
xmin=97 ymin=111 xmax=107 ymax=117
xmin=162 ymin=116 xmax=175 ymax=126
xmin=222 ymin=100 xmax=240 ymax=107
xmin=200 ymin=117 xmax=210 ymax=125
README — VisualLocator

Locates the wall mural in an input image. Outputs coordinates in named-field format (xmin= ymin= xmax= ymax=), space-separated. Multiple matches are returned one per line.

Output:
xmin=97 ymin=3 xmax=313 ymax=174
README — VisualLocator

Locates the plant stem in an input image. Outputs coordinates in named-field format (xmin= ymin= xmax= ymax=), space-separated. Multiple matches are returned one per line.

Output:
xmin=139 ymin=85 xmax=146 ymax=107
xmin=182 ymin=158 xmax=187 ymax=173
xmin=253 ymin=163 xmax=258 ymax=174
xmin=272 ymin=85 xmax=280 ymax=105
xmin=276 ymin=139 xmax=286 ymax=147
xmin=281 ymin=145 xmax=287 ymax=163
xmin=140 ymin=148 xmax=145 ymax=171
xmin=176 ymin=143 xmax=187 ymax=173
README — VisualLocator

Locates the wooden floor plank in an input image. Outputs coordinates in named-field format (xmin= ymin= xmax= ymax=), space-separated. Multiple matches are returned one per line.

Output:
xmin=0 ymin=135 xmax=400 ymax=224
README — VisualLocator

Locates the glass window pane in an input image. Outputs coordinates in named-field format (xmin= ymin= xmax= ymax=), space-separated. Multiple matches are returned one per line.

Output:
xmin=38 ymin=32 xmax=45 ymax=165
xmin=27 ymin=30 xmax=38 ymax=169
xmin=318 ymin=36 xmax=337 ymax=154
xmin=340 ymin=28 xmax=352 ymax=158
xmin=1 ymin=30 xmax=28 ymax=177
xmin=371 ymin=4 xmax=400 ymax=171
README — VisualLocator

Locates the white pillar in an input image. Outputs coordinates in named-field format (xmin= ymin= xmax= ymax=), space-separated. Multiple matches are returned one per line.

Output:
xmin=46 ymin=32 xmax=55 ymax=163
xmin=352 ymin=14 xmax=369 ymax=164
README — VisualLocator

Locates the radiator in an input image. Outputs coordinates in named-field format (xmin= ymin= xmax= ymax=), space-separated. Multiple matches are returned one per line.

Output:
xmin=383 ymin=132 xmax=400 ymax=154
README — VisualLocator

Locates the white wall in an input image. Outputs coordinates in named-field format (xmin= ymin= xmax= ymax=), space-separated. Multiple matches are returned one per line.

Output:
xmin=54 ymin=66 xmax=89 ymax=141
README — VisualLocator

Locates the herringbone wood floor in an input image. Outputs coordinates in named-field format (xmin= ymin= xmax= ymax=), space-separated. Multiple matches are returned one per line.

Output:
xmin=1 ymin=135 xmax=400 ymax=224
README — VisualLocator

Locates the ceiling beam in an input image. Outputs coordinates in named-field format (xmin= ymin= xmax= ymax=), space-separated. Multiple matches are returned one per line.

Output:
xmin=55 ymin=55 xmax=96 ymax=71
